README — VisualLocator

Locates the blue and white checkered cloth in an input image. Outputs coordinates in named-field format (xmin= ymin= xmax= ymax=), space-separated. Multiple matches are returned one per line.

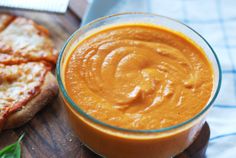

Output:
xmin=82 ymin=0 xmax=236 ymax=157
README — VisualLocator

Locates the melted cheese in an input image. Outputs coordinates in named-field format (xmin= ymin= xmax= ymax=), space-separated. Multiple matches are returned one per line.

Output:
xmin=0 ymin=53 xmax=26 ymax=64
xmin=0 ymin=17 xmax=58 ymax=64
xmin=0 ymin=62 xmax=47 ymax=119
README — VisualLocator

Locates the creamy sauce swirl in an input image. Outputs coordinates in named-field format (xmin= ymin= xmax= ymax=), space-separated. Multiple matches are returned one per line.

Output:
xmin=65 ymin=24 xmax=213 ymax=130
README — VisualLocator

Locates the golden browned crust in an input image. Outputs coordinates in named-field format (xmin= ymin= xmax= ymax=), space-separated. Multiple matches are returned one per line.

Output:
xmin=0 ymin=14 xmax=15 ymax=31
xmin=2 ymin=72 xmax=58 ymax=130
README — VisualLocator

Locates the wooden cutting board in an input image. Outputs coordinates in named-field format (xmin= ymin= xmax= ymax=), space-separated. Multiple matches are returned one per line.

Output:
xmin=0 ymin=8 xmax=210 ymax=158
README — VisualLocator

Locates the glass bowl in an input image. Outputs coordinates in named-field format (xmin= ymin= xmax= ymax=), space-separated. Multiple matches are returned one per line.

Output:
xmin=56 ymin=12 xmax=221 ymax=158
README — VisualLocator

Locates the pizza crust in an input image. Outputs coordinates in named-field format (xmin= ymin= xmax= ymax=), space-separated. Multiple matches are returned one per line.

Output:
xmin=2 ymin=72 xmax=58 ymax=130
xmin=0 ymin=14 xmax=15 ymax=31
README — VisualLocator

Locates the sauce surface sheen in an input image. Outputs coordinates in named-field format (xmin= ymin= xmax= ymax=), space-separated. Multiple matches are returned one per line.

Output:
xmin=64 ymin=24 xmax=213 ymax=130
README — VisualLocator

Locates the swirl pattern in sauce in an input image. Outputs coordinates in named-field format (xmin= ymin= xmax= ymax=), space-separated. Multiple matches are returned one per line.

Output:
xmin=64 ymin=24 xmax=213 ymax=130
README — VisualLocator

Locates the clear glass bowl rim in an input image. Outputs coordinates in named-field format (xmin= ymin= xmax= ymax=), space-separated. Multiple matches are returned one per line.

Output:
xmin=56 ymin=12 xmax=222 ymax=134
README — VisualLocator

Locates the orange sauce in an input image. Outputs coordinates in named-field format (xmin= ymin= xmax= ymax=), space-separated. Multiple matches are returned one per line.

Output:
xmin=64 ymin=24 xmax=213 ymax=130
xmin=61 ymin=23 xmax=215 ymax=158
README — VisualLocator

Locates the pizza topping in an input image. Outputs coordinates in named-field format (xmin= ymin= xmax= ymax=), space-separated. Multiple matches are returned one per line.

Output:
xmin=0 ymin=17 xmax=58 ymax=64
xmin=0 ymin=14 xmax=58 ymax=130
xmin=0 ymin=62 xmax=49 ymax=123
xmin=0 ymin=53 xmax=27 ymax=65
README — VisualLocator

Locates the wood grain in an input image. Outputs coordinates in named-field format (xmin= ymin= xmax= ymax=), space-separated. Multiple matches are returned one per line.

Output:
xmin=0 ymin=8 xmax=210 ymax=158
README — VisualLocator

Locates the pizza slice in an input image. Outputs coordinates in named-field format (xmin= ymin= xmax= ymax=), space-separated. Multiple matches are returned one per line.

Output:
xmin=0 ymin=62 xmax=58 ymax=130
xmin=0 ymin=16 xmax=58 ymax=64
